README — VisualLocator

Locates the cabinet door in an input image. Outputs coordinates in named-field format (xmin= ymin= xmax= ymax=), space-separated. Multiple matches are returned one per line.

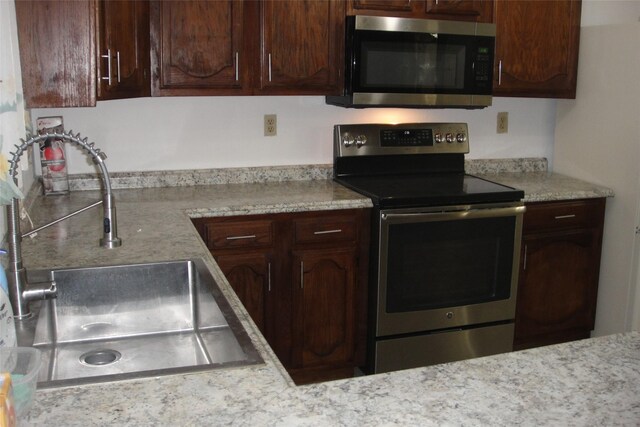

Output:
xmin=347 ymin=0 xmax=422 ymax=16
xmin=493 ymin=0 xmax=582 ymax=98
xmin=424 ymin=0 xmax=494 ymax=22
xmin=515 ymin=229 xmax=601 ymax=348
xmin=215 ymin=253 xmax=272 ymax=336
xmin=15 ymin=0 xmax=97 ymax=107
xmin=292 ymin=249 xmax=357 ymax=369
xmin=260 ymin=0 xmax=344 ymax=94
xmin=150 ymin=0 xmax=246 ymax=95
xmin=97 ymin=0 xmax=150 ymax=100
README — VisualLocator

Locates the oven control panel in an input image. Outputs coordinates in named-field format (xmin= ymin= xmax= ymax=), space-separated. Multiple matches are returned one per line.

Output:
xmin=334 ymin=123 xmax=469 ymax=157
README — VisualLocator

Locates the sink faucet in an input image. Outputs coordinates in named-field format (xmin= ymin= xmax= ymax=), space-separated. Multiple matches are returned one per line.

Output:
xmin=5 ymin=131 xmax=122 ymax=320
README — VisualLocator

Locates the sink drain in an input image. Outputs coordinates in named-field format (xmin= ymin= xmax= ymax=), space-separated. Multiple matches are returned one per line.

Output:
xmin=80 ymin=349 xmax=122 ymax=366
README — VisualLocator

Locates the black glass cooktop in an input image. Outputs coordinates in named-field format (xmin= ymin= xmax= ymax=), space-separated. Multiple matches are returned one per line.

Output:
xmin=335 ymin=173 xmax=524 ymax=208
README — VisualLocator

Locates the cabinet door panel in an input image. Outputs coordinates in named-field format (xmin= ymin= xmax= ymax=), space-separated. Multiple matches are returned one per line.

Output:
xmin=16 ymin=0 xmax=97 ymax=107
xmin=216 ymin=253 xmax=271 ymax=336
xmin=494 ymin=0 xmax=581 ymax=98
xmin=515 ymin=230 xmax=600 ymax=342
xmin=293 ymin=249 xmax=357 ymax=368
xmin=260 ymin=0 xmax=343 ymax=93
xmin=151 ymin=0 xmax=244 ymax=93
xmin=97 ymin=0 xmax=150 ymax=99
xmin=425 ymin=0 xmax=493 ymax=22
xmin=350 ymin=0 xmax=416 ymax=12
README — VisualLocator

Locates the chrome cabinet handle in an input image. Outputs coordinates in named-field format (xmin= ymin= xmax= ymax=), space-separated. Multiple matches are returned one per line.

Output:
xmin=101 ymin=48 xmax=112 ymax=85
xmin=498 ymin=60 xmax=502 ymax=86
xmin=313 ymin=229 xmax=342 ymax=235
xmin=225 ymin=234 xmax=256 ymax=240
xmin=300 ymin=261 xmax=304 ymax=289
xmin=554 ymin=214 xmax=576 ymax=220
xmin=268 ymin=53 xmax=272 ymax=82
xmin=235 ymin=52 xmax=239 ymax=81
xmin=116 ymin=51 xmax=121 ymax=83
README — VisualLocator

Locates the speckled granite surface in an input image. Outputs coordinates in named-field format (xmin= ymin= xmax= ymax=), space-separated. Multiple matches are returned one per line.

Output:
xmin=16 ymin=160 xmax=623 ymax=425
xmin=59 ymin=158 xmax=614 ymax=202
xmin=23 ymin=328 xmax=640 ymax=426
xmin=478 ymin=171 xmax=615 ymax=202
xmin=67 ymin=164 xmax=334 ymax=191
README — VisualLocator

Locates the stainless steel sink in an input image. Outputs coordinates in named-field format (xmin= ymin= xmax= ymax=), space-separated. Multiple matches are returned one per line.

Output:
xmin=22 ymin=259 xmax=262 ymax=388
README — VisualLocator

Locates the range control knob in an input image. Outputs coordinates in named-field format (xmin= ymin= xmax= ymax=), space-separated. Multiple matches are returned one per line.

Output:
xmin=342 ymin=133 xmax=355 ymax=147
xmin=355 ymin=135 xmax=367 ymax=148
xmin=434 ymin=133 xmax=443 ymax=144
xmin=446 ymin=133 xmax=455 ymax=143
xmin=456 ymin=133 xmax=467 ymax=143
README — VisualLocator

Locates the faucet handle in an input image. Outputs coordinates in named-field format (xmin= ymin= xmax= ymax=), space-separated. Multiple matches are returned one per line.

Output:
xmin=100 ymin=194 xmax=122 ymax=248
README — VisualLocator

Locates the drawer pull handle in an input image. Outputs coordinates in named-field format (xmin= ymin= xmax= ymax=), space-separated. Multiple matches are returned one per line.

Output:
xmin=313 ymin=229 xmax=342 ymax=235
xmin=554 ymin=214 xmax=576 ymax=220
xmin=226 ymin=234 xmax=257 ymax=240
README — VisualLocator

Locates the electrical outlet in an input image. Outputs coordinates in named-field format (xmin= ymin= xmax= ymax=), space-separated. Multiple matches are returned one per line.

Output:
xmin=264 ymin=114 xmax=277 ymax=137
xmin=497 ymin=112 xmax=508 ymax=134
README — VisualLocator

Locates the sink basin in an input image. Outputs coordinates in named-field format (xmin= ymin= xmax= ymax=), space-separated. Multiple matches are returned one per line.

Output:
xmin=24 ymin=259 xmax=262 ymax=388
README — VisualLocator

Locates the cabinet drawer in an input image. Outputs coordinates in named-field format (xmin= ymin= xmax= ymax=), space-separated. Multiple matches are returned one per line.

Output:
xmin=205 ymin=220 xmax=273 ymax=250
xmin=294 ymin=216 xmax=357 ymax=245
xmin=523 ymin=199 xmax=605 ymax=233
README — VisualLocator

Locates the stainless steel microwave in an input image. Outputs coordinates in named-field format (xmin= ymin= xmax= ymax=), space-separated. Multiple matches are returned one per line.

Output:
xmin=326 ymin=16 xmax=496 ymax=109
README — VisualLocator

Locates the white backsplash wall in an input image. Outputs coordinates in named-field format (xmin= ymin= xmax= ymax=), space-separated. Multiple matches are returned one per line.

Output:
xmin=30 ymin=96 xmax=556 ymax=174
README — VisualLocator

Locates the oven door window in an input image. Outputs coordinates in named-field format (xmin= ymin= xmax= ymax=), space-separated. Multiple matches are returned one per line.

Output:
xmin=383 ymin=215 xmax=516 ymax=313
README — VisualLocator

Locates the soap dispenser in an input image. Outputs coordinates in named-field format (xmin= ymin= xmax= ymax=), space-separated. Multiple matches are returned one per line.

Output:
xmin=0 ymin=250 xmax=16 ymax=347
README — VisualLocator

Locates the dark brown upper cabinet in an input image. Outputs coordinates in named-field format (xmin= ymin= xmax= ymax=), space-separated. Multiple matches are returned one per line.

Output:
xmin=493 ymin=0 xmax=582 ymax=98
xmin=96 ymin=0 xmax=150 ymax=100
xmin=151 ymin=0 xmax=344 ymax=97
xmin=347 ymin=0 xmax=494 ymax=22
xmin=16 ymin=0 xmax=97 ymax=107
xmin=150 ymin=0 xmax=248 ymax=96
xmin=16 ymin=0 xmax=149 ymax=108
xmin=259 ymin=0 xmax=344 ymax=94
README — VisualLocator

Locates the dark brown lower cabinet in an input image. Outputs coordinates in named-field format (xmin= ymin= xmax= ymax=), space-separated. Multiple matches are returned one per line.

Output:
xmin=289 ymin=248 xmax=358 ymax=384
xmin=192 ymin=209 xmax=370 ymax=384
xmin=514 ymin=198 xmax=606 ymax=350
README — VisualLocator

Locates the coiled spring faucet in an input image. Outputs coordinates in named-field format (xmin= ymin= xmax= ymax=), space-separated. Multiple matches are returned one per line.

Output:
xmin=5 ymin=131 xmax=121 ymax=319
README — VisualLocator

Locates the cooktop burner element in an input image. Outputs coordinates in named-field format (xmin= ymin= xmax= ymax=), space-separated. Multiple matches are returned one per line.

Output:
xmin=333 ymin=123 xmax=523 ymax=207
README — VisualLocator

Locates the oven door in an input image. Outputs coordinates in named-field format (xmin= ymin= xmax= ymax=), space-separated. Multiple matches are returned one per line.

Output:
xmin=377 ymin=202 xmax=525 ymax=337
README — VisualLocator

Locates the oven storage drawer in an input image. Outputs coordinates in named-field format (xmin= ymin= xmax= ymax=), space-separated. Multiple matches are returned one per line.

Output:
xmin=374 ymin=323 xmax=514 ymax=374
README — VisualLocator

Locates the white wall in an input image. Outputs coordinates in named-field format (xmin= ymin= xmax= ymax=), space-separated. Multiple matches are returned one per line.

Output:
xmin=581 ymin=0 xmax=640 ymax=26
xmin=554 ymin=0 xmax=640 ymax=337
xmin=30 ymin=96 xmax=556 ymax=174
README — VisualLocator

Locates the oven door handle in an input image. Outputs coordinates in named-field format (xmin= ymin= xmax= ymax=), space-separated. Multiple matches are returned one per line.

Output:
xmin=381 ymin=205 xmax=526 ymax=223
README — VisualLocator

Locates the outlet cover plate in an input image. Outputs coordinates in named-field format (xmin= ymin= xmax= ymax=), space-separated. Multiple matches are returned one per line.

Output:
xmin=264 ymin=114 xmax=277 ymax=137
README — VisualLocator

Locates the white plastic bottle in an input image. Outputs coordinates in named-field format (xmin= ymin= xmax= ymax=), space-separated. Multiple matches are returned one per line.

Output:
xmin=0 ymin=256 xmax=16 ymax=347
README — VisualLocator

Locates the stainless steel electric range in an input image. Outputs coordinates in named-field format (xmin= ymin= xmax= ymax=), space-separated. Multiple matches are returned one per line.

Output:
xmin=333 ymin=122 xmax=525 ymax=374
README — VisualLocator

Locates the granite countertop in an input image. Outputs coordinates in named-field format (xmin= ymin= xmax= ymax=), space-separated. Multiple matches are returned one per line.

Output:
xmin=477 ymin=171 xmax=615 ymax=202
xmin=17 ymin=162 xmax=628 ymax=425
